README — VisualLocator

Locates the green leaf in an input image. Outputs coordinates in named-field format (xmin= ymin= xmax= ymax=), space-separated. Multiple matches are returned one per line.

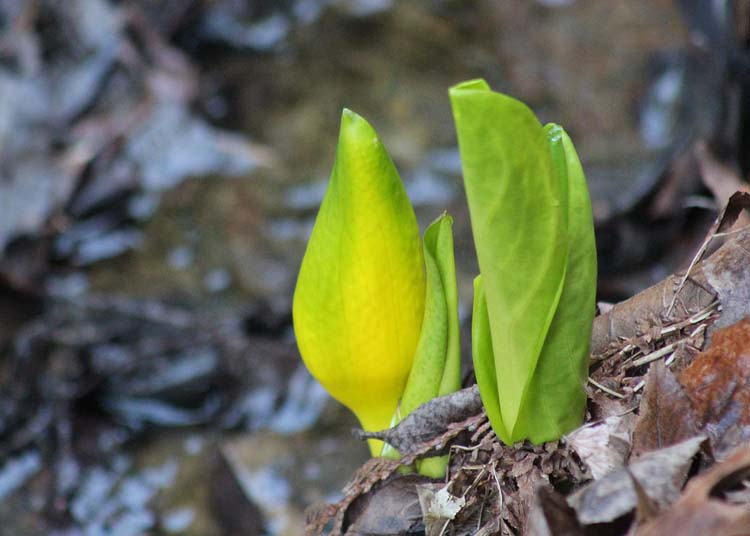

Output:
xmin=515 ymin=125 xmax=597 ymax=442
xmin=432 ymin=216 xmax=462 ymax=399
xmin=293 ymin=109 xmax=425 ymax=455
xmin=471 ymin=276 xmax=508 ymax=443
xmin=385 ymin=213 xmax=462 ymax=476
xmin=400 ymin=213 xmax=461 ymax=417
xmin=450 ymin=80 xmax=568 ymax=441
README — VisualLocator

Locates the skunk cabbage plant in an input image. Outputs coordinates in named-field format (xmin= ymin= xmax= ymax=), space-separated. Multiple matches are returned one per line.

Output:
xmin=293 ymin=109 xmax=460 ymax=461
xmin=295 ymin=80 xmax=597 ymax=471
xmin=450 ymin=79 xmax=597 ymax=444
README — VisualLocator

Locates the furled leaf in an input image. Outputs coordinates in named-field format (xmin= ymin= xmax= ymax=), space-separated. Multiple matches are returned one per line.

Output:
xmin=385 ymin=213 xmax=461 ymax=476
xmin=433 ymin=217 xmax=462 ymax=398
xmin=514 ymin=125 xmax=597 ymax=443
xmin=400 ymin=213 xmax=461 ymax=417
xmin=472 ymin=276 xmax=509 ymax=442
xmin=451 ymin=80 xmax=567 ymax=441
xmin=293 ymin=109 xmax=425 ymax=455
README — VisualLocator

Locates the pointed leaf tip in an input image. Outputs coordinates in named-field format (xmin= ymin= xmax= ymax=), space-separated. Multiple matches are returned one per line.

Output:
xmin=449 ymin=78 xmax=491 ymax=93
xmin=339 ymin=107 xmax=376 ymax=138
xmin=341 ymin=107 xmax=360 ymax=124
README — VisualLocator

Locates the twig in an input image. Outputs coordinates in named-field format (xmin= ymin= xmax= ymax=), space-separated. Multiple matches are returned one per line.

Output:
xmin=629 ymin=341 xmax=680 ymax=368
xmin=659 ymin=301 xmax=718 ymax=336
xmin=450 ymin=443 xmax=484 ymax=453
xmin=666 ymin=248 xmax=706 ymax=317
xmin=490 ymin=462 xmax=503 ymax=519
xmin=476 ymin=489 xmax=487 ymax=531
xmin=689 ymin=323 xmax=707 ymax=338
xmin=712 ymin=227 xmax=749 ymax=238
xmin=588 ymin=377 xmax=625 ymax=399
xmin=630 ymin=321 xmax=708 ymax=369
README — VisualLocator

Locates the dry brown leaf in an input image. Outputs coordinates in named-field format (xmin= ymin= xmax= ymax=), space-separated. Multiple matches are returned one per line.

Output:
xmin=635 ymin=445 xmax=750 ymax=536
xmin=526 ymin=485 xmax=584 ymax=536
xmin=715 ymin=192 xmax=750 ymax=234
xmin=567 ymin=414 xmax=633 ymax=479
xmin=306 ymin=405 xmax=486 ymax=535
xmin=629 ymin=467 xmax=661 ymax=524
xmin=416 ymin=483 xmax=465 ymax=536
xmin=344 ymin=475 xmax=427 ymax=535
xmin=715 ymin=426 xmax=750 ymax=461
xmin=305 ymin=457 xmax=402 ymax=536
xmin=631 ymin=361 xmax=700 ymax=457
xmin=567 ymin=436 xmax=704 ymax=525
xmin=590 ymin=227 xmax=749 ymax=355
xmin=702 ymin=226 xmax=750 ymax=334
xmin=679 ymin=319 xmax=750 ymax=447
xmin=354 ymin=386 xmax=483 ymax=456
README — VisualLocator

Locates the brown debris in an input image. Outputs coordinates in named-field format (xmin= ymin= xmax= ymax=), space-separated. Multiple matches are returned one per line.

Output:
xmin=443 ymin=439 xmax=587 ymax=535
xmin=354 ymin=386 xmax=484 ymax=457
xmin=567 ymin=414 xmax=634 ymax=479
xmin=567 ymin=436 xmax=704 ymax=525
xmin=679 ymin=318 xmax=750 ymax=444
xmin=310 ymin=221 xmax=750 ymax=535
xmin=305 ymin=406 xmax=488 ymax=536
xmin=305 ymin=457 xmax=402 ymax=536
xmin=635 ymin=445 xmax=750 ymax=536
xmin=344 ymin=475 xmax=427 ymax=535
xmin=631 ymin=362 xmax=700 ymax=457
xmin=526 ymin=485 xmax=584 ymax=536
xmin=590 ymin=226 xmax=750 ymax=355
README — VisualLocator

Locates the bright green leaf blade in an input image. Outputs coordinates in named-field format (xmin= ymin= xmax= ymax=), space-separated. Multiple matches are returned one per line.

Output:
xmin=516 ymin=125 xmax=597 ymax=443
xmin=450 ymin=81 xmax=567 ymax=436
xmin=427 ymin=214 xmax=461 ymax=397
xmin=390 ymin=214 xmax=461 ymax=478
xmin=471 ymin=276 xmax=509 ymax=444
xmin=396 ymin=213 xmax=461 ymax=477
xmin=400 ymin=213 xmax=461 ymax=417
xmin=399 ymin=216 xmax=450 ymax=418
xmin=293 ymin=109 xmax=425 ymax=455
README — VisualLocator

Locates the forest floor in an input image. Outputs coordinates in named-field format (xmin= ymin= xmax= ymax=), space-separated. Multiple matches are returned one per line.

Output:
xmin=309 ymin=212 xmax=750 ymax=535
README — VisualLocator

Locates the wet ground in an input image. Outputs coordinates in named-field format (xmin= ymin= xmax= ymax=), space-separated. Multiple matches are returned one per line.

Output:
xmin=2 ymin=0 xmax=738 ymax=534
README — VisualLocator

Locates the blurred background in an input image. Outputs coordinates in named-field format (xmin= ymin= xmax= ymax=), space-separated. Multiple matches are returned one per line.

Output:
xmin=0 ymin=0 xmax=748 ymax=534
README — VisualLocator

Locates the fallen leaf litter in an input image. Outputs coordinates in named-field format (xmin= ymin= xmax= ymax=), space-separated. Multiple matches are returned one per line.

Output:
xmin=306 ymin=222 xmax=750 ymax=535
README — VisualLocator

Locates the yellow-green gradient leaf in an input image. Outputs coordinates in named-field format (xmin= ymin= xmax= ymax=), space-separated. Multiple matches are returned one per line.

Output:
xmin=293 ymin=109 xmax=425 ymax=455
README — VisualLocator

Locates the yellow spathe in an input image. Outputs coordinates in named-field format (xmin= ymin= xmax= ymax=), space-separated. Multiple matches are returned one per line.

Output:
xmin=293 ymin=109 xmax=425 ymax=454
